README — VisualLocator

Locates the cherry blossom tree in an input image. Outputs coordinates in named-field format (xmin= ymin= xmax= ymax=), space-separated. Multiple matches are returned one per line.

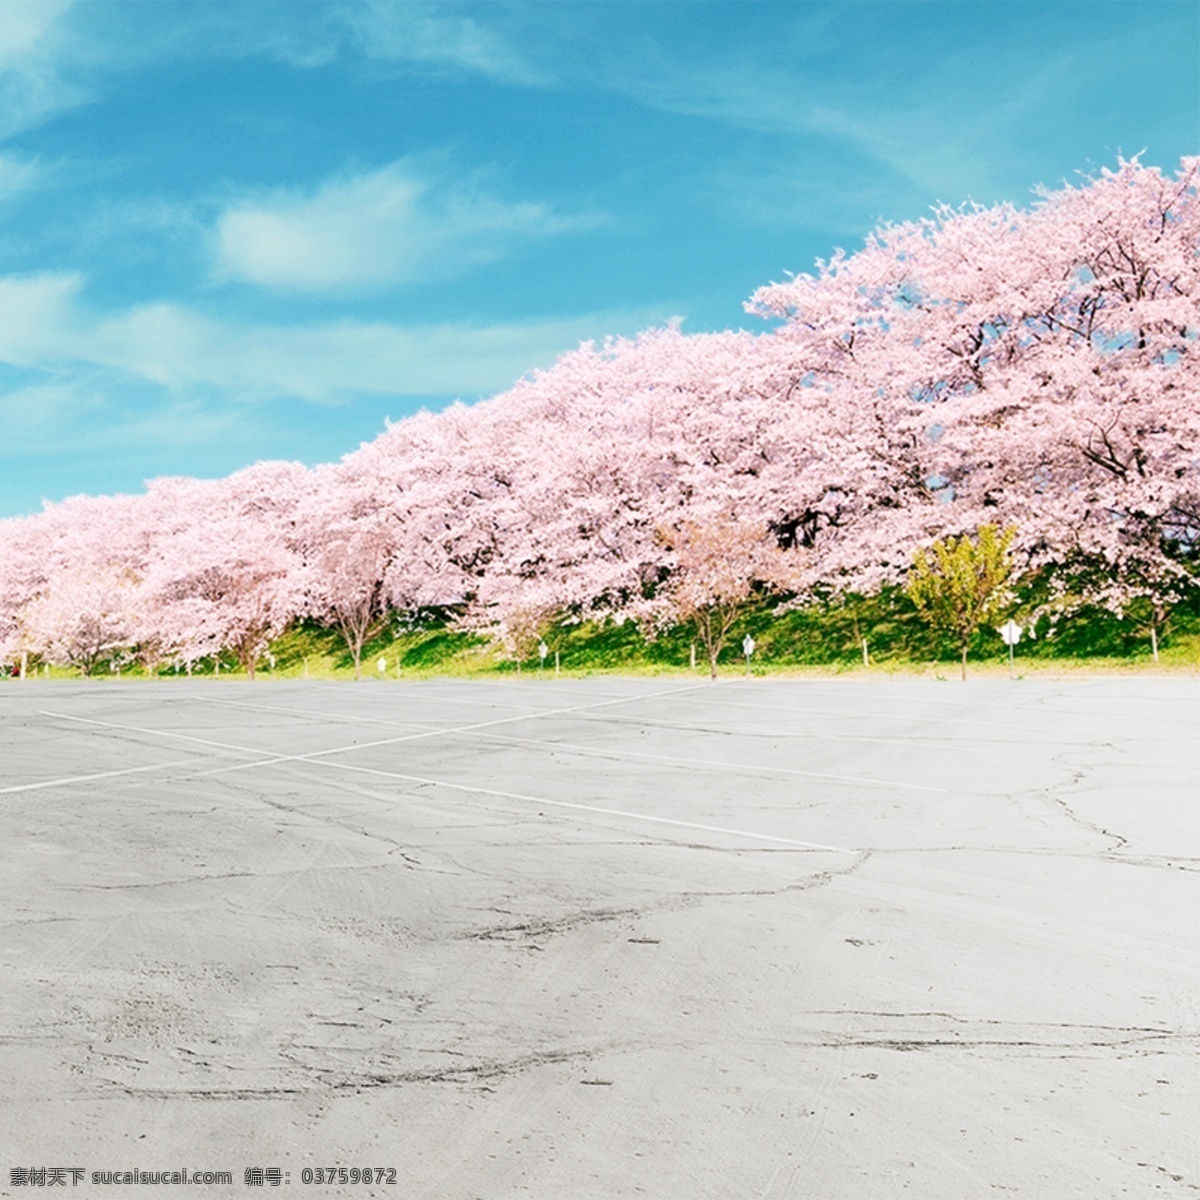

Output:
xmin=139 ymin=464 xmax=311 ymax=678
xmin=0 ymin=492 xmax=153 ymax=676
xmin=298 ymin=461 xmax=399 ymax=679
xmin=450 ymin=326 xmax=825 ymax=641
xmin=0 ymin=156 xmax=1193 ymax=676
xmin=21 ymin=568 xmax=139 ymax=676
xmin=0 ymin=514 xmax=54 ymax=675
xmin=650 ymin=514 xmax=806 ymax=679
xmin=749 ymin=156 xmax=1200 ymax=603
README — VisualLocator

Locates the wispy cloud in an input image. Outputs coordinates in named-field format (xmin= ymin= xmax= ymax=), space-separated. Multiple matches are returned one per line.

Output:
xmin=0 ymin=378 xmax=104 ymax=443
xmin=0 ymin=0 xmax=90 ymax=138
xmin=597 ymin=16 xmax=1149 ymax=216
xmin=625 ymin=60 xmax=1014 ymax=206
xmin=213 ymin=158 xmax=605 ymax=294
xmin=341 ymin=0 xmax=545 ymax=86
xmin=0 ymin=271 xmax=85 ymax=362
xmin=0 ymin=150 xmax=45 ymax=201
xmin=0 ymin=266 xmax=671 ymax=512
xmin=0 ymin=270 xmax=665 ymax=402
xmin=0 ymin=378 xmax=241 ymax=456
xmin=40 ymin=1 xmax=543 ymax=86
xmin=0 ymin=0 xmax=74 ymax=67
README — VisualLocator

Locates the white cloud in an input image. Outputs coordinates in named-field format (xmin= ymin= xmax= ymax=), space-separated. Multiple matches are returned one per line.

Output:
xmin=0 ymin=0 xmax=73 ymax=65
xmin=0 ymin=150 xmax=45 ymax=200
xmin=94 ymin=304 xmax=660 ymax=401
xmin=0 ymin=0 xmax=88 ymax=138
xmin=626 ymin=62 xmax=1010 ymax=204
xmin=0 ymin=270 xmax=666 ymax=402
xmin=0 ymin=375 xmax=253 ymax=507
xmin=213 ymin=159 xmax=603 ymax=293
xmin=342 ymin=0 xmax=543 ymax=86
xmin=0 ymin=271 xmax=85 ymax=362
xmin=0 ymin=379 xmax=103 ymax=440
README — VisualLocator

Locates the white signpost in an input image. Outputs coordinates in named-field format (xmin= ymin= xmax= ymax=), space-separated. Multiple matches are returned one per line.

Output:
xmin=538 ymin=640 xmax=549 ymax=670
xmin=999 ymin=619 xmax=1022 ymax=678
xmin=742 ymin=633 xmax=756 ymax=677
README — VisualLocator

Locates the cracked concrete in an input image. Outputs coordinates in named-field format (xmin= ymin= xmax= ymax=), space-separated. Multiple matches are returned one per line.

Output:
xmin=0 ymin=676 xmax=1196 ymax=1198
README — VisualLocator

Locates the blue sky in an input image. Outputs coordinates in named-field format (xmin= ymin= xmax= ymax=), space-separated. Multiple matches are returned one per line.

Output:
xmin=0 ymin=0 xmax=1195 ymax=517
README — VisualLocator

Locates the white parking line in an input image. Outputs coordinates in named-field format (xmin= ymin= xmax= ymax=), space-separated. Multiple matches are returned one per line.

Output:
xmin=160 ymin=697 xmax=961 ymax=788
xmin=196 ymin=695 xmax=992 ymax=759
xmin=459 ymin=731 xmax=951 ymax=792
xmin=33 ymin=683 xmax=713 ymax=785
xmin=297 ymin=754 xmax=859 ymax=853
xmin=36 ymin=682 xmax=939 ymax=801
xmin=199 ymin=696 xmax=440 ymax=730
xmin=185 ymin=681 xmax=718 ymax=778
xmin=30 ymin=686 xmax=857 ymax=851
xmin=0 ymin=759 xmax=198 ymax=796
xmin=40 ymin=711 xmax=291 ymax=760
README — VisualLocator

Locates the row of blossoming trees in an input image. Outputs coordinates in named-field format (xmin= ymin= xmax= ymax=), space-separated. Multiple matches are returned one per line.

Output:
xmin=1 ymin=158 xmax=1196 ymax=678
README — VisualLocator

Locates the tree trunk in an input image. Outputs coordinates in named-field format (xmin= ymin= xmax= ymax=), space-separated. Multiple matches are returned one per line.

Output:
xmin=339 ymin=615 xmax=367 ymax=681
xmin=960 ymin=643 xmax=968 ymax=681
xmin=709 ymin=647 xmax=719 ymax=681
xmin=861 ymin=637 xmax=869 ymax=668
xmin=1151 ymin=624 xmax=1159 ymax=664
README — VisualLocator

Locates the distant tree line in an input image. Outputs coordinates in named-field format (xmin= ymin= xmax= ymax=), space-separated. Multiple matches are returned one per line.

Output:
xmin=1 ymin=158 xmax=1196 ymax=678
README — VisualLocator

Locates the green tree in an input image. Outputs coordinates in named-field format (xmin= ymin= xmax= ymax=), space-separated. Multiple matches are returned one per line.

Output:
xmin=906 ymin=526 xmax=1016 ymax=680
